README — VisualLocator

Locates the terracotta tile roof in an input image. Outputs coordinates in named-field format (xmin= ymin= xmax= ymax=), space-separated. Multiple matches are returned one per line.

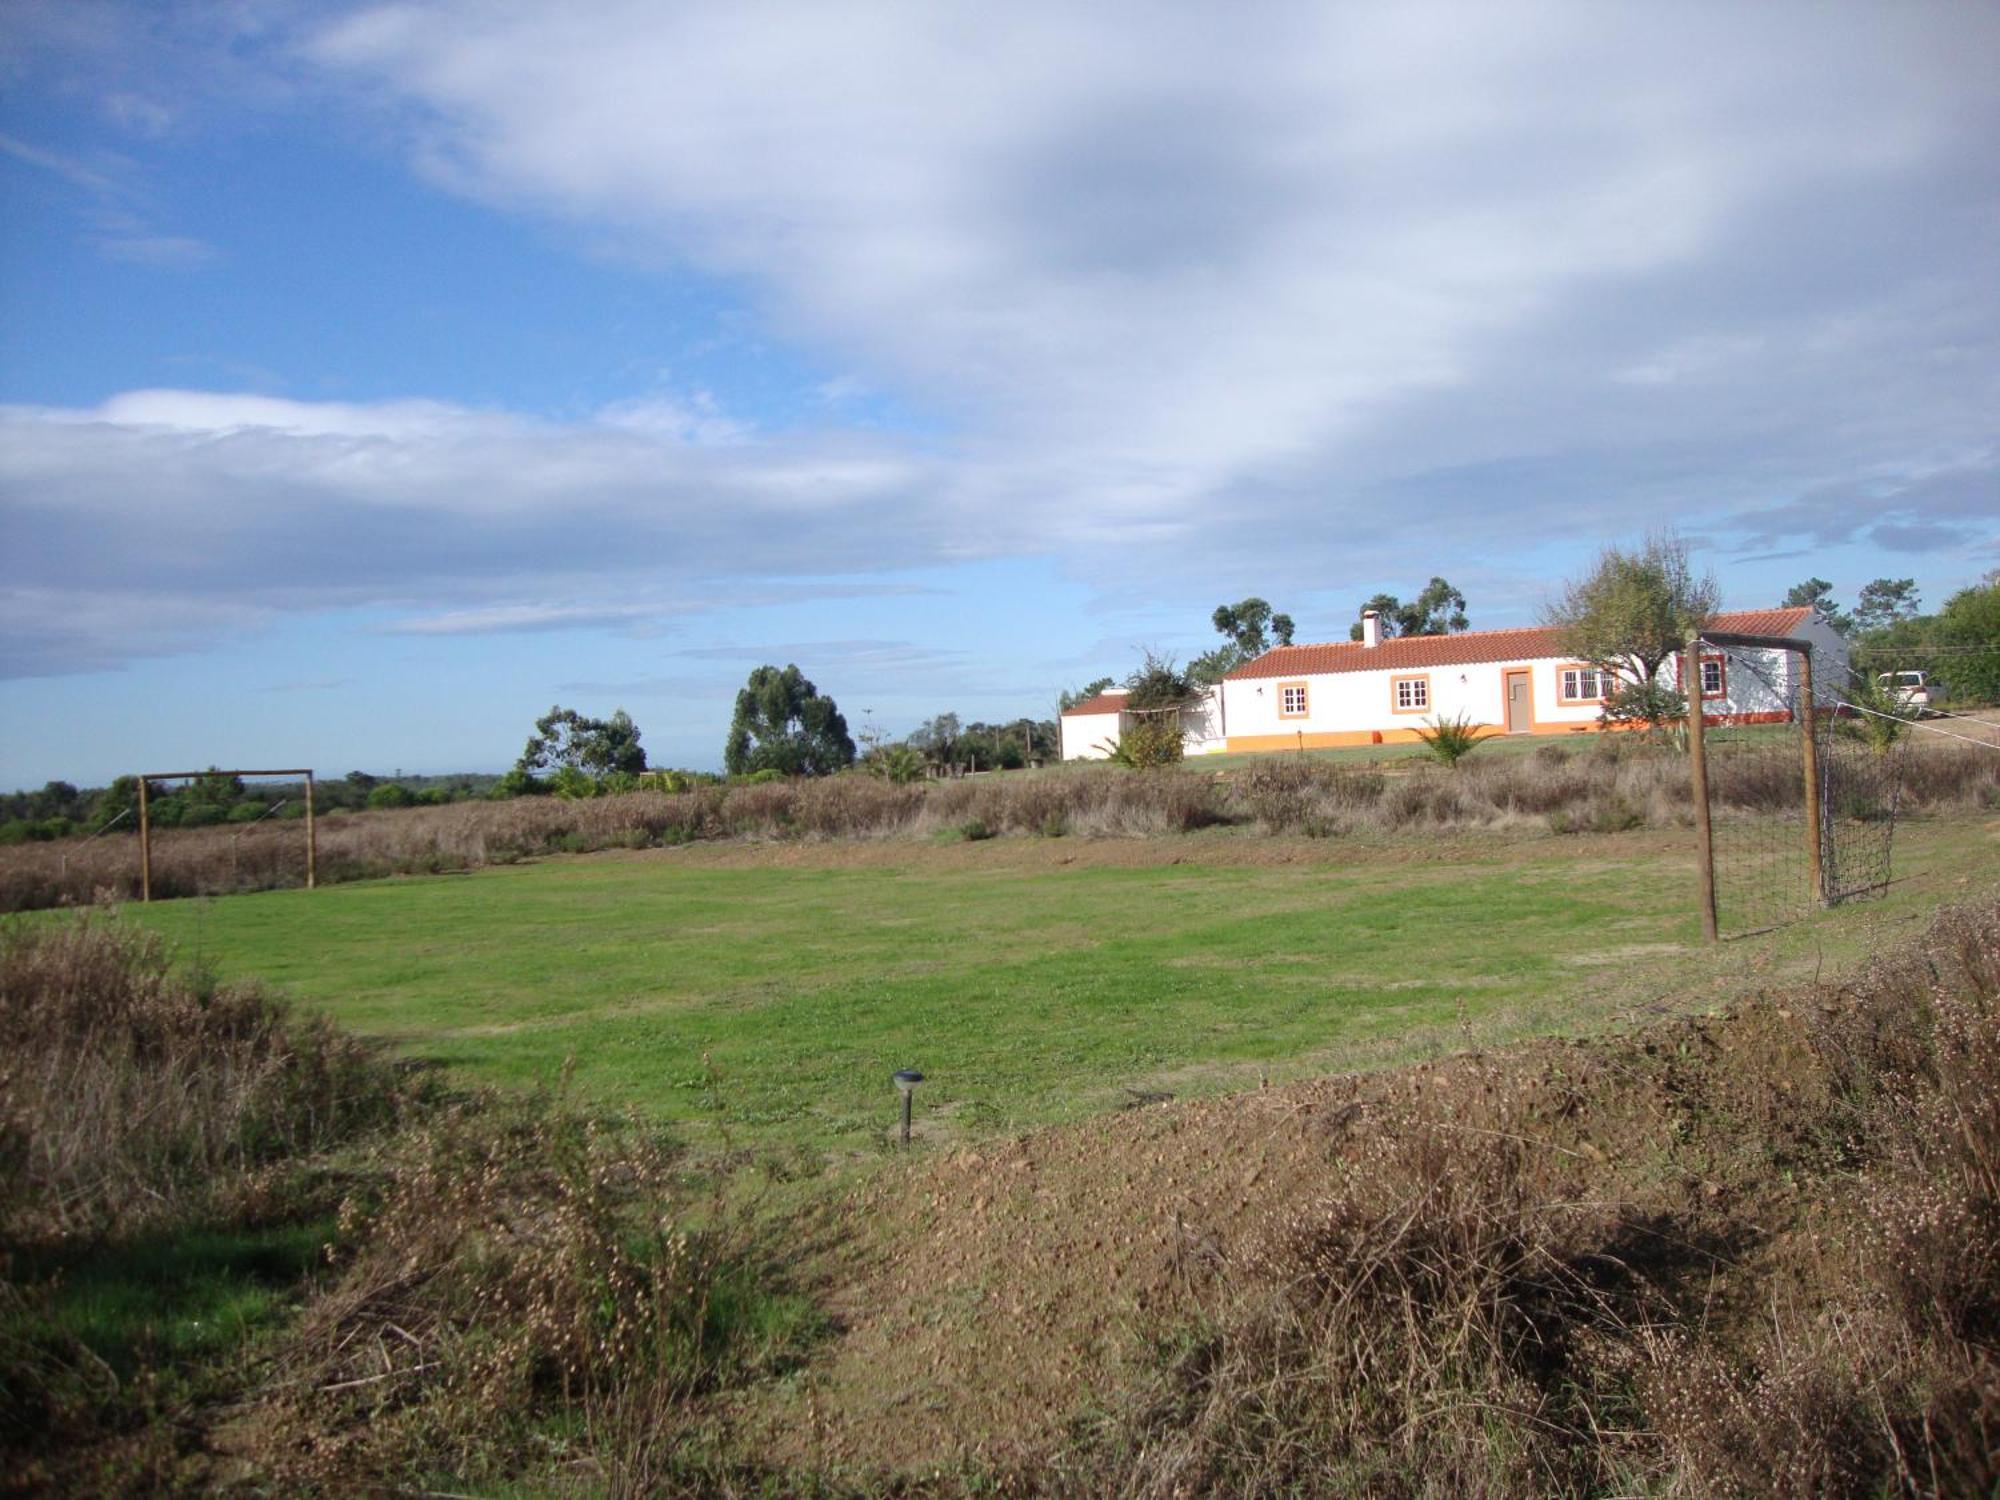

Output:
xmin=1225 ymin=608 xmax=1815 ymax=681
xmin=1059 ymin=692 xmax=1130 ymax=717
xmin=1699 ymin=606 xmax=1813 ymax=639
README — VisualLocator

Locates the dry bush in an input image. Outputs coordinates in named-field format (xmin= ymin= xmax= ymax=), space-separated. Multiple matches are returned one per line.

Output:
xmin=1235 ymin=760 xmax=1387 ymax=835
xmin=0 ymin=916 xmax=411 ymax=1244
xmin=1897 ymin=740 xmax=2000 ymax=809
xmin=1085 ymin=899 xmax=2000 ymax=1499
xmin=0 ymin=918 xmax=805 ymax=1494
xmin=256 ymin=1093 xmax=806 ymax=1494
xmin=1114 ymin=1111 xmax=1620 ymax=1496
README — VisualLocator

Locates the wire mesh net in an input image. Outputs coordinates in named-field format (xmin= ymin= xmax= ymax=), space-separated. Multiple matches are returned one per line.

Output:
xmin=1698 ymin=637 xmax=1901 ymax=938
xmin=1701 ymin=641 xmax=1812 ymax=937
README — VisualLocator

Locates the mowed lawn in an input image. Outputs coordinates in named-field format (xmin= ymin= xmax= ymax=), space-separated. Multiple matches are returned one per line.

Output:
xmin=113 ymin=821 xmax=1994 ymax=1151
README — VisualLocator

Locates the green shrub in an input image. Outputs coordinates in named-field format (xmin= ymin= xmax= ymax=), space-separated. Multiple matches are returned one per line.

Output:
xmin=1838 ymin=673 xmax=1917 ymax=752
xmin=548 ymin=766 xmax=599 ymax=799
xmin=490 ymin=767 xmax=546 ymax=799
xmin=865 ymin=745 xmax=928 ymax=784
xmin=366 ymin=783 xmax=417 ymax=810
xmin=1101 ymin=718 xmax=1184 ymax=769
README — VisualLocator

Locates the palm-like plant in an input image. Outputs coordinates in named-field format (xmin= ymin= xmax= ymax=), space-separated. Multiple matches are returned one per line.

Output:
xmin=1413 ymin=713 xmax=1487 ymax=768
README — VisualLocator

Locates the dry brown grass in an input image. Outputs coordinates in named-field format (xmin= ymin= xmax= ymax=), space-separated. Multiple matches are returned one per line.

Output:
xmin=0 ymin=916 xmax=412 ymax=1246
xmin=1057 ymin=898 xmax=2000 ymax=1498
xmin=6 ymin=740 xmax=1994 ymax=913
xmin=246 ymin=1092 xmax=807 ymax=1496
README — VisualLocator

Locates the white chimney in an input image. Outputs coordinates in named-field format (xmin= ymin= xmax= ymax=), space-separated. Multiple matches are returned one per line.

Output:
xmin=1361 ymin=609 xmax=1381 ymax=648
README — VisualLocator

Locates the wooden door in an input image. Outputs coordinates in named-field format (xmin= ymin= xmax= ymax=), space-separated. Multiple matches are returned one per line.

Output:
xmin=1505 ymin=671 xmax=1531 ymax=733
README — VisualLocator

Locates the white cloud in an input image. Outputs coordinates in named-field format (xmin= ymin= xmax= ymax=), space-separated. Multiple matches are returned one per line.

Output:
xmin=3 ymin=2 xmax=1997 ymax=677
xmin=308 ymin=4 xmax=1995 ymax=464
xmin=0 ymin=389 xmax=977 ymax=673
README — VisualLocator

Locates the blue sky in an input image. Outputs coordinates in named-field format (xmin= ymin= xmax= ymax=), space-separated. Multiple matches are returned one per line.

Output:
xmin=2 ymin=0 xmax=1995 ymax=789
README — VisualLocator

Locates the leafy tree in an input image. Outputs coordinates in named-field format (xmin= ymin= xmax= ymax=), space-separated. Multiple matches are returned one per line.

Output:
xmin=1781 ymin=577 xmax=1850 ymax=633
xmin=908 ymin=712 xmax=963 ymax=772
xmin=1852 ymin=578 xmax=1920 ymax=634
xmin=93 ymin=776 xmax=140 ymax=830
xmin=517 ymin=707 xmax=647 ymax=778
xmin=1192 ymin=598 xmax=1295 ymax=683
xmin=723 ymin=665 xmax=855 ymax=777
xmin=367 ymin=783 xmax=416 ymax=810
xmin=1348 ymin=578 xmax=1470 ymax=640
xmin=1930 ymin=581 xmax=2000 ymax=704
xmin=187 ymin=770 xmax=246 ymax=811
xmin=1216 ymin=598 xmax=1295 ymax=651
xmin=1602 ymin=680 xmax=1689 ymax=742
xmin=1123 ymin=652 xmax=1201 ymax=711
xmin=1545 ymin=533 xmax=1719 ymax=729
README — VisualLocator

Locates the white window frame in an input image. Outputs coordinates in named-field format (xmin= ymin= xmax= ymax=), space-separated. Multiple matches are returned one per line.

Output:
xmin=1559 ymin=665 xmax=1609 ymax=704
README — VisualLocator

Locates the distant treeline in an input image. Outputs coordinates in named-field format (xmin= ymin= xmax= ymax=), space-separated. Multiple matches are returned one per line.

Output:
xmin=0 ymin=770 xmax=500 ymax=846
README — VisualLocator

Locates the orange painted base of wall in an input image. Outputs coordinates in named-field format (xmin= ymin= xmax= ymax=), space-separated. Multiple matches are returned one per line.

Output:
xmin=1224 ymin=710 xmax=1791 ymax=755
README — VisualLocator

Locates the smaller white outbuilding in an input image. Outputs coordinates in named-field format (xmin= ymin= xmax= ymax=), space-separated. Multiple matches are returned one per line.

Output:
xmin=1056 ymin=687 xmax=1131 ymax=761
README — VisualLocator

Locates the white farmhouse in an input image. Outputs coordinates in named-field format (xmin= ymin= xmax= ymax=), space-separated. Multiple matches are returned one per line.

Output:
xmin=1060 ymin=607 xmax=1848 ymax=760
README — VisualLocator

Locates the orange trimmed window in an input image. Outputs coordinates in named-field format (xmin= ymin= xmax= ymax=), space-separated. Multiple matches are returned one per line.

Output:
xmin=1557 ymin=663 xmax=1612 ymax=705
xmin=1278 ymin=681 xmax=1309 ymax=718
xmin=1391 ymin=674 xmax=1430 ymax=713
xmin=1676 ymin=653 xmax=1727 ymax=700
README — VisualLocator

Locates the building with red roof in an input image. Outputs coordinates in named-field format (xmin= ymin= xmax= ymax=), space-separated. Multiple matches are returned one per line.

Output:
xmin=1060 ymin=606 xmax=1848 ymax=759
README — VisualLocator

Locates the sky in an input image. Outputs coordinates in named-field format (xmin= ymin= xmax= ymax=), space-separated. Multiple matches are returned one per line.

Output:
xmin=1 ymin=0 xmax=1995 ymax=789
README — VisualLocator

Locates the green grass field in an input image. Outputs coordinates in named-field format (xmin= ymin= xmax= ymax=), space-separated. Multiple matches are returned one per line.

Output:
xmin=113 ymin=816 xmax=1997 ymax=1155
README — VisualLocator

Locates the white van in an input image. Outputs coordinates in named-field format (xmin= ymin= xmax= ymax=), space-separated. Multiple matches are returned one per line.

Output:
xmin=1875 ymin=670 xmax=1931 ymax=713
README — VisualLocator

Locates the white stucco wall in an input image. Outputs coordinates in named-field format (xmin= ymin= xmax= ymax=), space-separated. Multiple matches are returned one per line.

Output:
xmin=1180 ymin=689 xmax=1228 ymax=755
xmin=1221 ymin=655 xmax=1612 ymax=744
xmin=1060 ymin=709 xmax=1126 ymax=760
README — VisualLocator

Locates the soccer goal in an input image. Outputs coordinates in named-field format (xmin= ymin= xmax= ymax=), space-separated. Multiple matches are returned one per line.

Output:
xmin=136 ymin=768 xmax=318 ymax=902
xmin=1683 ymin=632 xmax=1901 ymax=941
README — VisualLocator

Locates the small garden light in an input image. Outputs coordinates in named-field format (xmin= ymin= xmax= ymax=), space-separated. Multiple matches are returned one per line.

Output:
xmin=892 ymin=1068 xmax=925 ymax=1145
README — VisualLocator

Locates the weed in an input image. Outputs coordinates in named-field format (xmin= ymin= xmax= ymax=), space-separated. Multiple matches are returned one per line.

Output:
xmin=1413 ymin=711 xmax=1488 ymax=767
